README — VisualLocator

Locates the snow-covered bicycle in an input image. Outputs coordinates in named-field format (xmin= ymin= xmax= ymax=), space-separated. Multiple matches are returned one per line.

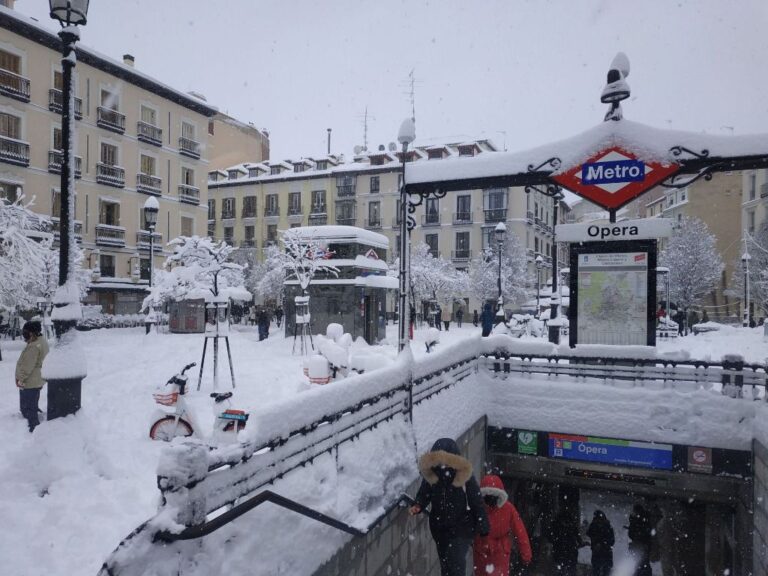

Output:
xmin=149 ymin=362 xmax=249 ymax=443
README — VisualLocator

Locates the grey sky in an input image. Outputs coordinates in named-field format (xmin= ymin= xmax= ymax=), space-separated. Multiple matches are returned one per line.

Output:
xmin=19 ymin=0 xmax=768 ymax=165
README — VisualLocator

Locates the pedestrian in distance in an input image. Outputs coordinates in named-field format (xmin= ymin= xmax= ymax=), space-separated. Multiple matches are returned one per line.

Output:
xmin=548 ymin=508 xmax=583 ymax=576
xmin=275 ymin=307 xmax=283 ymax=328
xmin=473 ymin=474 xmax=531 ymax=576
xmin=409 ymin=437 xmax=490 ymax=576
xmin=456 ymin=307 xmax=464 ymax=328
xmin=15 ymin=321 xmax=49 ymax=433
xmin=256 ymin=308 xmax=270 ymax=341
xmin=473 ymin=309 xmax=479 ymax=327
xmin=442 ymin=305 xmax=452 ymax=331
xmin=627 ymin=503 xmax=653 ymax=576
xmin=587 ymin=510 xmax=615 ymax=576
xmin=481 ymin=303 xmax=494 ymax=337
xmin=435 ymin=305 xmax=442 ymax=331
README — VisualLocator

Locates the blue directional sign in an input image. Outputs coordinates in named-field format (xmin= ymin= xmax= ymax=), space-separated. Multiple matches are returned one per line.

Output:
xmin=581 ymin=159 xmax=645 ymax=186
xmin=548 ymin=433 xmax=673 ymax=470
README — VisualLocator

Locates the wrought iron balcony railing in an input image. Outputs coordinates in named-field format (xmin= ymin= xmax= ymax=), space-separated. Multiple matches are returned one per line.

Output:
xmin=484 ymin=208 xmax=507 ymax=223
xmin=761 ymin=183 xmax=768 ymax=199
xmin=264 ymin=207 xmax=280 ymax=217
xmin=421 ymin=213 xmax=441 ymax=226
xmin=48 ymin=89 xmax=83 ymax=119
xmin=453 ymin=212 xmax=472 ymax=224
xmin=136 ymin=173 xmax=162 ymax=195
xmin=336 ymin=217 xmax=356 ymax=226
xmin=221 ymin=210 xmax=236 ymax=220
xmin=96 ymin=107 xmax=126 ymax=133
xmin=364 ymin=218 xmax=382 ymax=229
xmin=47 ymin=150 xmax=82 ymax=178
xmin=308 ymin=214 xmax=328 ymax=225
xmin=178 ymin=184 xmax=200 ymax=205
xmin=337 ymin=185 xmax=356 ymax=198
xmin=137 ymin=121 xmax=162 ymax=146
xmin=136 ymin=230 xmax=162 ymax=251
xmin=0 ymin=68 xmax=30 ymax=102
xmin=179 ymin=137 xmax=201 ymax=159
xmin=451 ymin=250 xmax=472 ymax=261
xmin=51 ymin=218 xmax=83 ymax=242
xmin=96 ymin=163 xmax=125 ymax=188
xmin=0 ymin=135 xmax=29 ymax=167
xmin=288 ymin=205 xmax=303 ymax=216
xmin=95 ymin=224 xmax=126 ymax=247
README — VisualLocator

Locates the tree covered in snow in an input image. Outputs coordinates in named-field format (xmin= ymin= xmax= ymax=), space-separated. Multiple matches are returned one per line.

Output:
xmin=279 ymin=229 xmax=339 ymax=294
xmin=468 ymin=232 xmax=530 ymax=306
xmin=143 ymin=235 xmax=246 ymax=309
xmin=745 ymin=220 xmax=768 ymax=317
xmin=234 ymin=244 xmax=286 ymax=305
xmin=660 ymin=216 xmax=723 ymax=316
xmin=409 ymin=242 xmax=468 ymax=305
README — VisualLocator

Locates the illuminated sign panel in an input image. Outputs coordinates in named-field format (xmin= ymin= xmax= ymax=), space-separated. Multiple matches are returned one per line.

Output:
xmin=548 ymin=433 xmax=673 ymax=470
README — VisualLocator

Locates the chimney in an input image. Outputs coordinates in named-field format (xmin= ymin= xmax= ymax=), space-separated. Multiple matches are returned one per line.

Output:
xmin=327 ymin=128 xmax=332 ymax=155
xmin=123 ymin=54 xmax=134 ymax=67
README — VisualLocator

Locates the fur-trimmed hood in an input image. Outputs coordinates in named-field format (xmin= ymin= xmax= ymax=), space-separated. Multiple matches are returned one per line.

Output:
xmin=418 ymin=444 xmax=473 ymax=488
xmin=479 ymin=474 xmax=508 ymax=506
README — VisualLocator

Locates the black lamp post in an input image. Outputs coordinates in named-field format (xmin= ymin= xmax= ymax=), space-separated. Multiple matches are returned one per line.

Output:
xmin=46 ymin=0 xmax=89 ymax=421
xmin=535 ymin=254 xmax=544 ymax=319
xmin=494 ymin=222 xmax=506 ymax=322
xmin=397 ymin=118 xmax=415 ymax=352
xmin=742 ymin=250 xmax=751 ymax=327
xmin=143 ymin=196 xmax=159 ymax=287
xmin=547 ymin=192 xmax=564 ymax=344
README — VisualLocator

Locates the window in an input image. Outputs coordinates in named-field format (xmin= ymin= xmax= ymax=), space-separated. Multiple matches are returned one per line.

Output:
xmin=266 ymin=194 xmax=279 ymax=215
xmin=181 ymin=216 xmax=194 ymax=237
xmin=748 ymin=210 xmax=756 ymax=235
xmin=53 ymin=127 xmax=62 ymax=150
xmin=99 ymin=254 xmax=115 ymax=277
xmin=222 ymin=197 xmax=235 ymax=219
xmin=140 ymin=154 xmax=156 ymax=176
xmin=680 ymin=189 xmax=686 ymax=202
xmin=101 ymin=89 xmax=118 ymax=110
xmin=248 ymin=168 xmax=261 ymax=178
xmin=456 ymin=195 xmax=471 ymax=220
xmin=140 ymin=258 xmax=150 ymax=281
xmin=0 ymin=49 xmax=21 ymax=74
xmin=207 ymin=199 xmax=216 ymax=220
xmin=289 ymin=192 xmax=301 ymax=214
xmin=425 ymin=234 xmax=439 ymax=257
xmin=0 ymin=112 xmax=21 ymax=139
xmin=458 ymin=145 xmax=475 ymax=157
xmin=99 ymin=200 xmax=120 ymax=226
xmin=223 ymin=226 xmax=233 ymax=245
xmin=397 ymin=174 xmax=403 ymax=190
xmin=101 ymin=142 xmax=118 ymax=166
xmin=0 ymin=181 xmax=20 ymax=202
xmin=244 ymin=226 xmax=255 ymax=241
xmin=395 ymin=198 xmax=401 ymax=224
xmin=394 ymin=235 xmax=400 ymax=258
xmin=534 ymin=237 xmax=539 ymax=254
xmin=267 ymin=224 xmax=278 ymax=244
xmin=316 ymin=160 xmax=327 ymax=171
xmin=485 ymin=188 xmax=507 ymax=210
xmin=750 ymin=173 xmax=757 ymax=200
xmin=311 ymin=190 xmax=326 ymax=213
xmin=370 ymin=176 xmax=380 ymax=193
xmin=294 ymin=163 xmax=305 ymax=173
xmin=425 ymin=198 xmax=439 ymax=224
xmin=208 ymin=120 xmax=214 ymax=136
xmin=181 ymin=166 xmax=195 ymax=186
xmin=455 ymin=231 xmax=470 ymax=256
xmin=228 ymin=170 xmax=239 ymax=180
xmin=243 ymin=196 xmax=257 ymax=218
xmin=140 ymin=105 xmax=157 ymax=126
xmin=53 ymin=70 xmax=63 ymax=91
xmin=368 ymin=201 xmax=380 ymax=225
xmin=336 ymin=175 xmax=356 ymax=196
xmin=270 ymin=165 xmax=281 ymax=175
xmin=336 ymin=201 xmax=356 ymax=222
xmin=207 ymin=221 xmax=215 ymax=238
xmin=482 ymin=227 xmax=495 ymax=251
xmin=181 ymin=121 xmax=196 ymax=141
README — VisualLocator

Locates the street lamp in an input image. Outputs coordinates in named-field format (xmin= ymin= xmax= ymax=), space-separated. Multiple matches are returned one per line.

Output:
xmin=143 ymin=196 xmax=159 ymax=287
xmin=397 ymin=117 xmax=415 ymax=352
xmin=45 ymin=0 xmax=90 ymax=421
xmin=742 ymin=250 xmax=751 ymax=327
xmin=494 ymin=222 xmax=506 ymax=322
xmin=535 ymin=254 xmax=544 ymax=319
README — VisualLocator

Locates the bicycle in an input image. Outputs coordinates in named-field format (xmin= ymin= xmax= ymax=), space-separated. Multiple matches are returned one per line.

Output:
xmin=149 ymin=362 xmax=249 ymax=443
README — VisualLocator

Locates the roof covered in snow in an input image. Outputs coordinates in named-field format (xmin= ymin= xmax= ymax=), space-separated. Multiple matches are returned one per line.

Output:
xmin=287 ymin=225 xmax=389 ymax=249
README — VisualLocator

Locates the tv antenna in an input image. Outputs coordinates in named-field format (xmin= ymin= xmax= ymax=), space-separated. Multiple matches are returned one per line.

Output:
xmin=357 ymin=106 xmax=375 ymax=151
xmin=398 ymin=68 xmax=422 ymax=122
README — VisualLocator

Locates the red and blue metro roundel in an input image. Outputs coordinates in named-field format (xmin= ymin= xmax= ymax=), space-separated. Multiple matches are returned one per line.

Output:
xmin=552 ymin=146 xmax=679 ymax=211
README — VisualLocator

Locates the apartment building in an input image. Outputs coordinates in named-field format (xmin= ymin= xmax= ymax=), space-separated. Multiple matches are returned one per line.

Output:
xmin=208 ymin=141 xmax=558 ymax=308
xmin=741 ymin=169 xmax=768 ymax=319
xmin=0 ymin=6 xmax=217 ymax=314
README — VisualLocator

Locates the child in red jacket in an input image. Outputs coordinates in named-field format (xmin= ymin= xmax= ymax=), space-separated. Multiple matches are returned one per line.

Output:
xmin=473 ymin=475 xmax=532 ymax=576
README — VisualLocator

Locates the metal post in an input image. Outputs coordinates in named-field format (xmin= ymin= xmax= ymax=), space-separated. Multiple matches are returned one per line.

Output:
xmin=536 ymin=269 xmax=541 ymax=319
xmin=497 ymin=240 xmax=503 ymax=307
xmin=743 ymin=257 xmax=750 ymax=327
xmin=148 ymin=225 xmax=154 ymax=288
xmin=548 ymin=196 xmax=561 ymax=344
xmin=398 ymin=143 xmax=410 ymax=352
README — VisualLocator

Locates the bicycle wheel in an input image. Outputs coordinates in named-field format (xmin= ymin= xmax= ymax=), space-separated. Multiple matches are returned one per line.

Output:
xmin=149 ymin=416 xmax=193 ymax=442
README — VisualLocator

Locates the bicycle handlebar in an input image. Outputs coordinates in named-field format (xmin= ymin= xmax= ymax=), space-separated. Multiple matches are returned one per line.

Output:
xmin=180 ymin=362 xmax=197 ymax=374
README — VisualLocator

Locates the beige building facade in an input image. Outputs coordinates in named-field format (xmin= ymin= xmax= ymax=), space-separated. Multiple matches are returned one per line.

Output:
xmin=0 ymin=7 xmax=218 ymax=314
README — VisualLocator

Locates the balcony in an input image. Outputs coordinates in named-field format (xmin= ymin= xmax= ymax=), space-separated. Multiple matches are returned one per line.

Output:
xmin=453 ymin=212 xmax=472 ymax=224
xmin=337 ymin=185 xmax=356 ymax=198
xmin=364 ymin=218 xmax=382 ymax=229
xmin=526 ymin=210 xmax=534 ymax=224
xmin=336 ymin=217 xmax=356 ymax=226
xmin=421 ymin=213 xmax=441 ymax=227
xmin=137 ymin=121 xmax=162 ymax=146
xmin=179 ymin=137 xmax=201 ymax=159
xmin=48 ymin=89 xmax=83 ymax=119
xmin=96 ymin=107 xmax=126 ymax=134
xmin=240 ymin=239 xmax=257 ymax=249
xmin=0 ymin=68 xmax=30 ymax=102
xmin=0 ymin=135 xmax=29 ymax=167
xmin=100 ymin=266 xmax=116 ymax=278
xmin=264 ymin=206 xmax=280 ymax=217
xmin=288 ymin=205 xmax=303 ymax=216
xmin=761 ymin=183 xmax=768 ymax=199
xmin=47 ymin=150 xmax=82 ymax=178
xmin=309 ymin=214 xmax=328 ymax=226
xmin=178 ymin=184 xmax=200 ymax=205
xmin=51 ymin=218 xmax=83 ymax=243
xmin=96 ymin=163 xmax=125 ymax=188
xmin=95 ymin=224 xmax=126 ymax=247
xmin=136 ymin=173 xmax=162 ymax=195
xmin=484 ymin=208 xmax=507 ymax=223
xmin=451 ymin=250 xmax=472 ymax=262
xmin=136 ymin=230 xmax=162 ymax=252
xmin=221 ymin=210 xmax=236 ymax=220
xmin=241 ymin=208 xmax=257 ymax=219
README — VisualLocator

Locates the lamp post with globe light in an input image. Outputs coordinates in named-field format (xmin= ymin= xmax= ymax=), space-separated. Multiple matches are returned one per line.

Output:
xmin=143 ymin=197 xmax=159 ymax=334
xmin=397 ymin=118 xmax=415 ymax=352
xmin=44 ymin=0 xmax=90 ymax=421
xmin=742 ymin=250 xmax=751 ymax=327
xmin=535 ymin=255 xmax=544 ymax=319
xmin=494 ymin=222 xmax=506 ymax=322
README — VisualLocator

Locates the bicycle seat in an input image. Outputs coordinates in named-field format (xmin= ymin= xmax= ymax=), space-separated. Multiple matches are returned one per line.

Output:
xmin=210 ymin=392 xmax=233 ymax=403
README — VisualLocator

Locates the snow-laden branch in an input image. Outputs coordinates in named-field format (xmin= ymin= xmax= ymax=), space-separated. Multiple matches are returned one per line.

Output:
xmin=279 ymin=229 xmax=339 ymax=293
xmin=467 ymin=232 xmax=531 ymax=306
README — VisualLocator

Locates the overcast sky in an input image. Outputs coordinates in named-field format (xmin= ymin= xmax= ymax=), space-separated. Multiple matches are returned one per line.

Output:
xmin=18 ymin=0 xmax=768 ymax=165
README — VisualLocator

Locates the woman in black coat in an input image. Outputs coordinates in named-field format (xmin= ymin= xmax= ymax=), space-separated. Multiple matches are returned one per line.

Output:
xmin=409 ymin=438 xmax=489 ymax=576
xmin=587 ymin=510 xmax=615 ymax=576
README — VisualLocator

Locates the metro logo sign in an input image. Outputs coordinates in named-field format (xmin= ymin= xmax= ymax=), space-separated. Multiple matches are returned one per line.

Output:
xmin=553 ymin=147 xmax=679 ymax=211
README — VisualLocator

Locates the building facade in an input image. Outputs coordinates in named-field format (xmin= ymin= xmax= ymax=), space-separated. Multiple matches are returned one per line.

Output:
xmin=0 ymin=6 xmax=218 ymax=313
xmin=208 ymin=141 xmax=558 ymax=310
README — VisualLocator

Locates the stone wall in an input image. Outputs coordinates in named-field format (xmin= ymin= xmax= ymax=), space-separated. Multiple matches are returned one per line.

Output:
xmin=754 ymin=439 xmax=768 ymax=575
xmin=311 ymin=416 xmax=488 ymax=576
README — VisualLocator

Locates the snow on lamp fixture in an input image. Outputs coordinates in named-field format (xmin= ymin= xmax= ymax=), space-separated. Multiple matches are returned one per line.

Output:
xmin=397 ymin=118 xmax=416 ymax=145
xmin=143 ymin=196 xmax=159 ymax=227
xmin=601 ymin=52 xmax=630 ymax=121
xmin=49 ymin=0 xmax=90 ymax=26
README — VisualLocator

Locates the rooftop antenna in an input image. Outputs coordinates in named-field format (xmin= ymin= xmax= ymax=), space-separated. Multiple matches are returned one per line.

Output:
xmin=357 ymin=106 xmax=375 ymax=151
xmin=398 ymin=68 xmax=420 ymax=122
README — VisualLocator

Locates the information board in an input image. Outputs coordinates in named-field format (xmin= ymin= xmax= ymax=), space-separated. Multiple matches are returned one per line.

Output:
xmin=576 ymin=251 xmax=648 ymax=345
xmin=548 ymin=433 xmax=673 ymax=470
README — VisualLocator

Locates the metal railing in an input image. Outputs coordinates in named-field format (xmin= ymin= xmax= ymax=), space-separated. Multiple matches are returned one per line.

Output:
xmin=136 ymin=230 xmax=162 ymax=251
xmin=309 ymin=214 xmax=328 ymax=225
xmin=0 ymin=68 xmax=30 ymax=102
xmin=451 ymin=249 xmax=472 ymax=261
xmin=136 ymin=173 xmax=161 ymax=195
xmin=242 ymin=207 xmax=257 ymax=219
xmin=178 ymin=184 xmax=200 ymax=204
xmin=336 ymin=185 xmax=356 ymax=197
xmin=526 ymin=210 xmax=534 ymax=224
xmin=453 ymin=212 xmax=473 ymax=224
xmin=179 ymin=137 xmax=201 ymax=159
xmin=137 ymin=121 xmax=162 ymax=145
xmin=96 ymin=107 xmax=126 ymax=133
xmin=336 ymin=217 xmax=356 ymax=226
xmin=221 ymin=210 xmax=235 ymax=220
xmin=288 ymin=205 xmax=303 ymax=216
xmin=761 ymin=182 xmax=768 ymax=199
xmin=51 ymin=218 xmax=83 ymax=241
xmin=96 ymin=163 xmax=125 ymax=188
xmin=47 ymin=150 xmax=82 ymax=178
xmin=95 ymin=224 xmax=126 ymax=247
xmin=421 ymin=213 xmax=441 ymax=226
xmin=240 ymin=239 xmax=257 ymax=248
xmin=364 ymin=218 xmax=382 ymax=229
xmin=264 ymin=206 xmax=280 ymax=217
xmin=48 ymin=88 xmax=83 ymax=118
xmin=0 ymin=135 xmax=29 ymax=167
xmin=484 ymin=208 xmax=507 ymax=223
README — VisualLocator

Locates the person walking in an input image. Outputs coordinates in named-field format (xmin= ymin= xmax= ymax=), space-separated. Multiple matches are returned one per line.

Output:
xmin=409 ymin=438 xmax=489 ymax=576
xmin=442 ymin=305 xmax=452 ymax=332
xmin=275 ymin=307 xmax=283 ymax=328
xmin=15 ymin=321 xmax=49 ymax=433
xmin=473 ymin=309 xmax=479 ymax=327
xmin=473 ymin=474 xmax=532 ymax=576
xmin=587 ymin=510 xmax=615 ymax=576
xmin=435 ymin=305 xmax=442 ymax=331
xmin=456 ymin=307 xmax=464 ymax=328
xmin=548 ymin=508 xmax=583 ymax=576
xmin=256 ymin=308 xmax=270 ymax=341
xmin=481 ymin=303 xmax=494 ymax=337
xmin=627 ymin=504 xmax=653 ymax=576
